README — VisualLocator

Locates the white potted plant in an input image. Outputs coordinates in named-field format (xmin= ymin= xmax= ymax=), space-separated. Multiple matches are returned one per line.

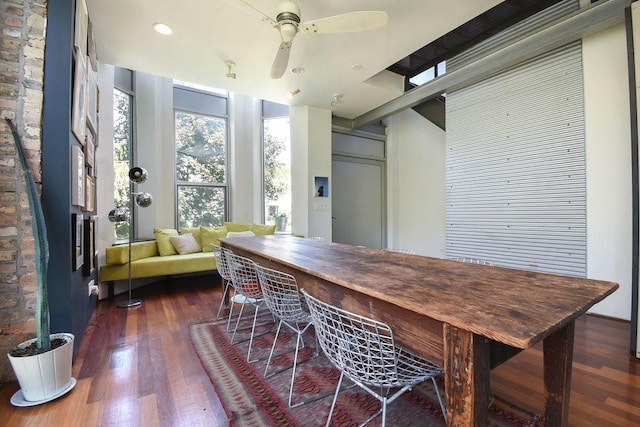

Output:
xmin=274 ymin=212 xmax=287 ymax=232
xmin=5 ymin=119 xmax=75 ymax=406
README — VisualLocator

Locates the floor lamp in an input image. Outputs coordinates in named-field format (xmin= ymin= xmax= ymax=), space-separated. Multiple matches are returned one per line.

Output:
xmin=108 ymin=166 xmax=153 ymax=308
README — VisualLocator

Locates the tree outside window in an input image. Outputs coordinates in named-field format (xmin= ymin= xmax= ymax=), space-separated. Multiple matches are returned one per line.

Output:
xmin=113 ymin=88 xmax=132 ymax=241
xmin=175 ymin=111 xmax=227 ymax=228
xmin=263 ymin=117 xmax=290 ymax=230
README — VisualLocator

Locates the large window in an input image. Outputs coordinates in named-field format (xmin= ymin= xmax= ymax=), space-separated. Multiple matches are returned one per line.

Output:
xmin=262 ymin=101 xmax=291 ymax=230
xmin=174 ymin=82 xmax=228 ymax=229
xmin=112 ymin=69 xmax=134 ymax=242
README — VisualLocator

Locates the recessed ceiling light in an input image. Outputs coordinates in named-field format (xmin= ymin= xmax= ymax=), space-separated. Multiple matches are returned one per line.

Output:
xmin=153 ymin=22 xmax=173 ymax=35
xmin=352 ymin=63 xmax=363 ymax=71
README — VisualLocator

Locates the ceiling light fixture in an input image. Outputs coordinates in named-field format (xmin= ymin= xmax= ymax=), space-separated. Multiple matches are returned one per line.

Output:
xmin=152 ymin=22 xmax=173 ymax=35
xmin=331 ymin=93 xmax=342 ymax=107
xmin=286 ymin=66 xmax=304 ymax=100
xmin=287 ymin=88 xmax=300 ymax=99
xmin=225 ymin=60 xmax=236 ymax=79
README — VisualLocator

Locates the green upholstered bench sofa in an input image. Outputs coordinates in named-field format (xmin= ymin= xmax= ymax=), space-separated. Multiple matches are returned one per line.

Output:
xmin=99 ymin=222 xmax=275 ymax=297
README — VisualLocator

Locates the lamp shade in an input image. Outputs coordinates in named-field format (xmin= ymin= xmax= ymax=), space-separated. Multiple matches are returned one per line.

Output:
xmin=108 ymin=206 xmax=129 ymax=223
xmin=135 ymin=192 xmax=153 ymax=208
xmin=128 ymin=167 xmax=148 ymax=184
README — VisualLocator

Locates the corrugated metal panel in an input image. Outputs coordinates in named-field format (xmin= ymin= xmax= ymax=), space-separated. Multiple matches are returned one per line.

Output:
xmin=447 ymin=0 xmax=579 ymax=73
xmin=446 ymin=42 xmax=585 ymax=276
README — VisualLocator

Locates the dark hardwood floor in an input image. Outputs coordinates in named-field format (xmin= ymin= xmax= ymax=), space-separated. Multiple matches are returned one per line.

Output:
xmin=0 ymin=274 xmax=638 ymax=426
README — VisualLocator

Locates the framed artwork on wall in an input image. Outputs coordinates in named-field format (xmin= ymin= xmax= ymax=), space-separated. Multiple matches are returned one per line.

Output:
xmin=83 ymin=175 xmax=95 ymax=212
xmin=315 ymin=176 xmax=328 ymax=197
xmin=71 ymin=49 xmax=87 ymax=143
xmin=74 ymin=0 xmax=88 ymax=55
xmin=71 ymin=145 xmax=85 ymax=207
xmin=83 ymin=216 xmax=96 ymax=276
xmin=72 ymin=213 xmax=84 ymax=271
xmin=86 ymin=64 xmax=98 ymax=134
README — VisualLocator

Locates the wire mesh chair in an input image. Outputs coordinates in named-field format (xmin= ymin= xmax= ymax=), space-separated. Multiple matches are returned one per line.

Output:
xmin=382 ymin=248 xmax=416 ymax=254
xmin=226 ymin=252 xmax=268 ymax=362
xmin=211 ymin=245 xmax=233 ymax=321
xmin=447 ymin=256 xmax=492 ymax=265
xmin=254 ymin=264 xmax=318 ymax=407
xmin=301 ymin=289 xmax=446 ymax=427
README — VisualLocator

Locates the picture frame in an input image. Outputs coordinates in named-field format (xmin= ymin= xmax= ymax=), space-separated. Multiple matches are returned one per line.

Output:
xmin=85 ymin=129 xmax=95 ymax=170
xmin=315 ymin=176 xmax=329 ymax=198
xmin=83 ymin=175 xmax=95 ymax=212
xmin=71 ymin=145 xmax=85 ymax=207
xmin=74 ymin=0 xmax=88 ymax=55
xmin=72 ymin=213 xmax=84 ymax=271
xmin=87 ymin=17 xmax=97 ymax=72
xmin=71 ymin=49 xmax=87 ymax=143
xmin=83 ymin=216 xmax=96 ymax=276
xmin=86 ymin=64 xmax=98 ymax=134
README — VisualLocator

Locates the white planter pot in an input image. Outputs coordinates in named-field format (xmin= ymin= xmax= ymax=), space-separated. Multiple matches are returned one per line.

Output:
xmin=7 ymin=333 xmax=74 ymax=403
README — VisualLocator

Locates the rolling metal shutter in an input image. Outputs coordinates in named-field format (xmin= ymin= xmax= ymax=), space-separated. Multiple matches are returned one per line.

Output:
xmin=446 ymin=41 xmax=585 ymax=276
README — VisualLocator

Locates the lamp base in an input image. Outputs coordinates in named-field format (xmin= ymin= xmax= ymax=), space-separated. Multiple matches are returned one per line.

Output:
xmin=117 ymin=299 xmax=142 ymax=308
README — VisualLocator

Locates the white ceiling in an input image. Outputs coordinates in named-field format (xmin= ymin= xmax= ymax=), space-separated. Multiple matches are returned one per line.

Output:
xmin=86 ymin=0 xmax=502 ymax=119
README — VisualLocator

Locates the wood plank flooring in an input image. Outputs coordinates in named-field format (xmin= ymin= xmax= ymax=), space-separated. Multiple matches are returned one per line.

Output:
xmin=0 ymin=274 xmax=638 ymax=426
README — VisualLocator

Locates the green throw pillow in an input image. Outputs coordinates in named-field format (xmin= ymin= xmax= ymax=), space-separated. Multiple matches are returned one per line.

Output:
xmin=200 ymin=226 xmax=228 ymax=252
xmin=252 ymin=223 xmax=276 ymax=235
xmin=224 ymin=222 xmax=252 ymax=232
xmin=154 ymin=228 xmax=179 ymax=256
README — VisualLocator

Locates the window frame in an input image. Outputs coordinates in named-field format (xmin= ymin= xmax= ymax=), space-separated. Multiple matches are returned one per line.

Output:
xmin=173 ymin=83 xmax=230 ymax=229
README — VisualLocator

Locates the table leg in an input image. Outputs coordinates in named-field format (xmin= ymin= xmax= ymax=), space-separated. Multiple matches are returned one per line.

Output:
xmin=543 ymin=321 xmax=575 ymax=426
xmin=443 ymin=324 xmax=491 ymax=426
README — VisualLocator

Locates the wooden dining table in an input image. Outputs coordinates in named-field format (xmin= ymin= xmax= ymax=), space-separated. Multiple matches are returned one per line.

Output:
xmin=220 ymin=235 xmax=619 ymax=426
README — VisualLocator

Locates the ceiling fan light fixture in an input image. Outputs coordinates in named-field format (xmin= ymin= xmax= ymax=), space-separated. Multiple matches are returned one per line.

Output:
xmin=225 ymin=60 xmax=236 ymax=79
xmin=287 ymin=88 xmax=301 ymax=99
xmin=152 ymin=22 xmax=173 ymax=35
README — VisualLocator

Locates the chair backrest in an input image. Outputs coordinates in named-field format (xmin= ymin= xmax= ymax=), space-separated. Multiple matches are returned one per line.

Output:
xmin=211 ymin=245 xmax=233 ymax=281
xmin=383 ymin=248 xmax=416 ymax=254
xmin=301 ymin=289 xmax=401 ymax=388
xmin=254 ymin=264 xmax=307 ymax=322
xmin=447 ymin=257 xmax=492 ymax=266
xmin=226 ymin=253 xmax=262 ymax=298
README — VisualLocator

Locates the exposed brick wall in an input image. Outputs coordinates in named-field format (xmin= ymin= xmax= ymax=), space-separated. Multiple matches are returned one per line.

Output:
xmin=0 ymin=0 xmax=48 ymax=383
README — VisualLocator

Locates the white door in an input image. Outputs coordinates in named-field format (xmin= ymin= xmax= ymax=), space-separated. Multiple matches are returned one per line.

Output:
xmin=331 ymin=155 xmax=385 ymax=248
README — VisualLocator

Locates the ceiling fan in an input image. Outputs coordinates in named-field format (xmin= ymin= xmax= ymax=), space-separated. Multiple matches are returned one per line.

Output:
xmin=229 ymin=1 xmax=388 ymax=79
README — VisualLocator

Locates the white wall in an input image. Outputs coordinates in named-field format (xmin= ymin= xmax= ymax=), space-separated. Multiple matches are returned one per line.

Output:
xmin=583 ymin=23 xmax=632 ymax=320
xmin=134 ymin=73 xmax=174 ymax=238
xmin=290 ymin=106 xmax=332 ymax=240
xmin=386 ymin=109 xmax=446 ymax=256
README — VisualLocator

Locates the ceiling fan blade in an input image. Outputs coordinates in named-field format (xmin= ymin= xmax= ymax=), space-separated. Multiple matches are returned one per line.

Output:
xmin=271 ymin=41 xmax=292 ymax=79
xmin=300 ymin=11 xmax=388 ymax=34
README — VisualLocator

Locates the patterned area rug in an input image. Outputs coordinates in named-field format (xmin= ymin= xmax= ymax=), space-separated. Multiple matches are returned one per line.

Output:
xmin=189 ymin=313 xmax=541 ymax=426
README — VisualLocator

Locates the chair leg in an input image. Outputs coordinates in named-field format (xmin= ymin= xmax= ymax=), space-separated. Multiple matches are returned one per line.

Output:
xmin=288 ymin=331 xmax=303 ymax=408
xmin=216 ymin=280 xmax=230 ymax=320
xmin=247 ymin=302 xmax=262 ymax=362
xmin=264 ymin=320 xmax=283 ymax=377
xmin=326 ymin=372 xmax=344 ymax=427
xmin=230 ymin=300 xmax=247 ymax=343
xmin=431 ymin=377 xmax=447 ymax=423
xmin=226 ymin=291 xmax=236 ymax=332
xmin=381 ymin=396 xmax=387 ymax=427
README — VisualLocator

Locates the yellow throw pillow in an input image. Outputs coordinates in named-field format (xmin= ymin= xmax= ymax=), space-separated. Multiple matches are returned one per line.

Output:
xmin=224 ymin=222 xmax=252 ymax=232
xmin=252 ymin=223 xmax=276 ymax=235
xmin=180 ymin=227 xmax=202 ymax=247
xmin=170 ymin=233 xmax=201 ymax=255
xmin=154 ymin=228 xmax=179 ymax=256
xmin=200 ymin=226 xmax=228 ymax=252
